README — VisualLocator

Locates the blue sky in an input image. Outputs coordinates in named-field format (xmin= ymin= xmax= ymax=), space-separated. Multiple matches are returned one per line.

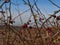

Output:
xmin=12 ymin=0 xmax=60 ymax=12
xmin=1 ymin=0 xmax=60 ymax=26
xmin=11 ymin=0 xmax=60 ymax=16
xmin=10 ymin=0 xmax=60 ymax=26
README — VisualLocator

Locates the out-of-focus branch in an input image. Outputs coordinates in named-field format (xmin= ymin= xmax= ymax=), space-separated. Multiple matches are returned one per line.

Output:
xmin=48 ymin=0 xmax=60 ymax=8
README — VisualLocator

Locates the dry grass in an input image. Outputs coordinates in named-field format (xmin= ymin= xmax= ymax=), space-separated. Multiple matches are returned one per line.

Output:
xmin=0 ymin=26 xmax=60 ymax=45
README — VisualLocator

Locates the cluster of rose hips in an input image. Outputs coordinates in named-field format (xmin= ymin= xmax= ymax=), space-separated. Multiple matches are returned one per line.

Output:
xmin=21 ymin=17 xmax=45 ymax=29
xmin=46 ymin=27 xmax=52 ymax=33
xmin=21 ymin=20 xmax=33 ymax=29
xmin=52 ymin=15 xmax=60 ymax=20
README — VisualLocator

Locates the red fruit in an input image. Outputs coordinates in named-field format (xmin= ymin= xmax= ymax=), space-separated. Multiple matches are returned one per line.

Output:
xmin=56 ymin=15 xmax=60 ymax=20
xmin=58 ymin=43 xmax=60 ymax=45
xmin=29 ymin=26 xmax=32 ymax=29
xmin=21 ymin=23 xmax=27 ymax=28
xmin=46 ymin=27 xmax=52 ymax=33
